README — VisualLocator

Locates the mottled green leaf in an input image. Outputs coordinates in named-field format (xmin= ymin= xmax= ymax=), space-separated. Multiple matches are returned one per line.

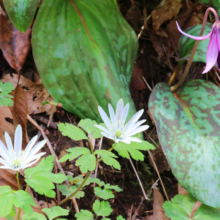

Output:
xmin=58 ymin=123 xmax=88 ymax=141
xmin=93 ymin=200 xmax=112 ymax=217
xmin=75 ymin=210 xmax=93 ymax=220
xmin=0 ymin=81 xmax=14 ymax=107
xmin=178 ymin=23 xmax=212 ymax=64
xmin=42 ymin=206 xmax=69 ymax=220
xmin=3 ymin=0 xmax=40 ymax=32
xmin=149 ymin=80 xmax=220 ymax=208
xmin=32 ymin=0 xmax=138 ymax=122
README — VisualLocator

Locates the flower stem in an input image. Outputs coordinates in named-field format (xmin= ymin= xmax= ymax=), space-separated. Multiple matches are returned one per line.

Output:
xmin=16 ymin=171 xmax=20 ymax=190
xmin=170 ymin=7 xmax=218 ymax=91
xmin=58 ymin=171 xmax=92 ymax=206
xmin=89 ymin=138 xmax=94 ymax=154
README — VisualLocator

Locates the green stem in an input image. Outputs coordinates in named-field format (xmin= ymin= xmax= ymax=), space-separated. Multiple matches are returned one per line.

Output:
xmin=16 ymin=171 xmax=21 ymax=220
xmin=89 ymin=138 xmax=94 ymax=154
xmin=58 ymin=171 xmax=92 ymax=206
xmin=108 ymin=143 xmax=117 ymax=152
xmin=170 ymin=7 xmax=218 ymax=92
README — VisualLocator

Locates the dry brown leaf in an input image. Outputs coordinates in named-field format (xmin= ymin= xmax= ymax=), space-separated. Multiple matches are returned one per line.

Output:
xmin=131 ymin=62 xmax=146 ymax=91
xmin=2 ymin=73 xmax=54 ymax=114
xmin=152 ymin=0 xmax=182 ymax=31
xmin=177 ymin=182 xmax=188 ymax=196
xmin=0 ymin=9 xmax=31 ymax=72
xmin=153 ymin=188 xmax=170 ymax=220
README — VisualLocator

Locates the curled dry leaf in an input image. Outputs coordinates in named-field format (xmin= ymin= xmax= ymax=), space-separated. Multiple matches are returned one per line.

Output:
xmin=0 ymin=8 xmax=31 ymax=72
xmin=2 ymin=73 xmax=54 ymax=114
xmin=152 ymin=0 xmax=182 ymax=31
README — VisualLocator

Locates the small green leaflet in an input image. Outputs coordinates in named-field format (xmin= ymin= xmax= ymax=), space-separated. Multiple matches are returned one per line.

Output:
xmin=5 ymin=207 xmax=16 ymax=220
xmin=0 ymin=192 xmax=14 ymax=218
xmin=58 ymin=184 xmax=84 ymax=199
xmin=25 ymin=155 xmax=67 ymax=198
xmin=115 ymin=141 xmax=155 ymax=160
xmin=42 ymin=206 xmax=69 ymax=220
xmin=59 ymin=147 xmax=96 ymax=173
xmin=163 ymin=193 xmax=220 ymax=219
xmin=14 ymin=190 xmax=36 ymax=215
xmin=58 ymin=123 xmax=88 ymax=141
xmin=0 ymin=81 xmax=14 ymax=107
xmin=117 ymin=216 xmax=125 ymax=220
xmin=23 ymin=212 xmax=47 ymax=220
xmin=95 ymin=150 xmax=120 ymax=170
xmin=94 ymin=183 xmax=122 ymax=200
xmin=79 ymin=119 xmax=102 ymax=139
xmin=75 ymin=210 xmax=94 ymax=220
xmin=93 ymin=200 xmax=112 ymax=217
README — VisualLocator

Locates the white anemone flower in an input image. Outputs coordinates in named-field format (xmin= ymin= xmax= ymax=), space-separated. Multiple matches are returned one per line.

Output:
xmin=95 ymin=99 xmax=149 ymax=144
xmin=0 ymin=124 xmax=46 ymax=171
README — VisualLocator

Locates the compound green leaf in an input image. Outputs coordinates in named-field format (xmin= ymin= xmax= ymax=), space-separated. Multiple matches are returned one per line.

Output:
xmin=93 ymin=200 xmax=112 ymax=217
xmin=3 ymin=0 xmax=39 ymax=32
xmin=75 ymin=210 xmax=94 ymax=220
xmin=149 ymin=80 xmax=220 ymax=208
xmin=178 ymin=23 xmax=212 ymax=64
xmin=117 ymin=216 xmax=125 ymax=220
xmin=23 ymin=212 xmax=47 ymax=220
xmin=58 ymin=123 xmax=88 ymax=141
xmin=94 ymin=187 xmax=114 ymax=200
xmin=42 ymin=206 xmax=69 ymax=220
xmin=193 ymin=204 xmax=220 ymax=219
xmin=0 ymin=192 xmax=14 ymax=218
xmin=57 ymin=184 xmax=84 ymax=199
xmin=32 ymin=0 xmax=138 ymax=122
xmin=75 ymin=154 xmax=96 ymax=173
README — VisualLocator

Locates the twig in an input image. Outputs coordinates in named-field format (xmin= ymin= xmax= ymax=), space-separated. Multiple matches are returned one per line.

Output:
xmin=27 ymin=115 xmax=79 ymax=212
xmin=148 ymin=150 xmax=169 ymax=201
xmin=142 ymin=77 xmax=152 ymax=91
xmin=131 ymin=197 xmax=144 ymax=220
xmin=129 ymin=158 xmax=149 ymax=200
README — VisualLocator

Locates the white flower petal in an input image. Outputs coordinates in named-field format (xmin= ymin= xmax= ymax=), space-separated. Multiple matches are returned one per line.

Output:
xmin=94 ymin=125 xmax=112 ymax=136
xmin=0 ymin=157 xmax=11 ymax=167
xmin=123 ymin=109 xmax=144 ymax=134
xmin=101 ymin=132 xmax=114 ymax=141
xmin=4 ymin=132 xmax=13 ymax=151
xmin=128 ymin=137 xmax=142 ymax=143
xmin=124 ymin=119 xmax=146 ymax=135
xmin=121 ymin=138 xmax=131 ymax=144
xmin=27 ymin=140 xmax=46 ymax=159
xmin=14 ymin=125 xmax=22 ymax=153
xmin=25 ymin=152 xmax=46 ymax=165
xmin=108 ymin=104 xmax=116 ymax=126
xmin=98 ymin=106 xmax=112 ymax=130
xmin=115 ymin=99 xmax=124 ymax=124
xmin=119 ymin=103 xmax=129 ymax=130
xmin=0 ymin=140 xmax=10 ymax=159
xmin=126 ymin=125 xmax=149 ymax=137
xmin=24 ymin=135 xmax=38 ymax=158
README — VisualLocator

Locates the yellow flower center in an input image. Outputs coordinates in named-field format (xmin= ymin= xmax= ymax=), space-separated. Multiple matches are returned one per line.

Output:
xmin=116 ymin=130 xmax=122 ymax=137
xmin=14 ymin=159 xmax=20 ymax=168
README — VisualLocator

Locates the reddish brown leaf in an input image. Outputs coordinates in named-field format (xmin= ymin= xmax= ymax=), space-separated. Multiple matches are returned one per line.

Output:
xmin=0 ymin=10 xmax=31 ymax=72
xmin=10 ymin=86 xmax=28 ymax=149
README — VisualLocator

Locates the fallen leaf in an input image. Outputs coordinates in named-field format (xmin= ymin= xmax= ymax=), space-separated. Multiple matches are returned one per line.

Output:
xmin=2 ymin=73 xmax=54 ymax=114
xmin=0 ymin=8 xmax=31 ymax=72
xmin=152 ymin=0 xmax=182 ymax=31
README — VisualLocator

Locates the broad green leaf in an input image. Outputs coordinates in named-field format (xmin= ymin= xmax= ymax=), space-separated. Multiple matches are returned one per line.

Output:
xmin=75 ymin=210 xmax=94 ymax=220
xmin=163 ymin=194 xmax=197 ymax=219
xmin=34 ymin=171 xmax=67 ymax=184
xmin=79 ymin=119 xmax=102 ymax=139
xmin=58 ymin=123 xmax=88 ymax=141
xmin=95 ymin=150 xmax=120 ymax=170
xmin=76 ymin=154 xmax=96 ymax=173
xmin=23 ymin=212 xmax=47 ymax=220
xmin=14 ymin=190 xmax=36 ymax=215
xmin=115 ymin=141 xmax=155 ymax=161
xmin=94 ymin=187 xmax=114 ymax=200
xmin=32 ymin=0 xmax=138 ymax=123
xmin=0 ymin=186 xmax=12 ymax=195
xmin=0 ymin=193 xmax=14 ymax=217
xmin=3 ymin=0 xmax=39 ymax=32
xmin=149 ymin=80 xmax=220 ymax=208
xmin=93 ymin=200 xmax=112 ymax=217
xmin=58 ymin=184 xmax=84 ymax=199
xmin=0 ymin=81 xmax=14 ymax=107
xmin=42 ymin=206 xmax=69 ymax=220
xmin=5 ymin=207 xmax=16 ymax=220
xmin=193 ymin=204 xmax=220 ymax=219
xmin=178 ymin=23 xmax=212 ymax=64
xmin=59 ymin=147 xmax=90 ymax=163
xmin=117 ymin=216 xmax=125 ymax=220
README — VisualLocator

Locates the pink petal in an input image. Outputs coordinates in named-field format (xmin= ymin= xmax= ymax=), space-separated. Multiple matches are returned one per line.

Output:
xmin=202 ymin=27 xmax=219 ymax=73
xmin=176 ymin=22 xmax=212 ymax=40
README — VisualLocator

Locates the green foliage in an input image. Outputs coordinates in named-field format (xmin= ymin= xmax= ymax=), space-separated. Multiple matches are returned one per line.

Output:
xmin=93 ymin=200 xmax=112 ymax=217
xmin=95 ymin=150 xmax=120 ymax=170
xmin=59 ymin=147 xmax=96 ymax=173
xmin=23 ymin=212 xmax=47 ymax=220
xmin=32 ymin=0 xmax=138 ymax=122
xmin=117 ymin=216 xmax=125 ymax=220
xmin=149 ymin=80 xmax=220 ymax=208
xmin=58 ymin=123 xmax=88 ymax=141
xmin=163 ymin=193 xmax=220 ymax=219
xmin=25 ymin=155 xmax=67 ymax=198
xmin=75 ymin=210 xmax=94 ymax=220
xmin=79 ymin=119 xmax=102 ymax=139
xmin=0 ymin=190 xmax=14 ymax=218
xmin=0 ymin=81 xmax=14 ymax=107
xmin=198 ymin=0 xmax=220 ymax=15
xmin=3 ymin=0 xmax=39 ymax=32
xmin=178 ymin=23 xmax=212 ymax=64
xmin=114 ymin=141 xmax=155 ymax=161
xmin=42 ymin=206 xmax=69 ymax=220
xmin=58 ymin=184 xmax=84 ymax=199
xmin=14 ymin=191 xmax=36 ymax=215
